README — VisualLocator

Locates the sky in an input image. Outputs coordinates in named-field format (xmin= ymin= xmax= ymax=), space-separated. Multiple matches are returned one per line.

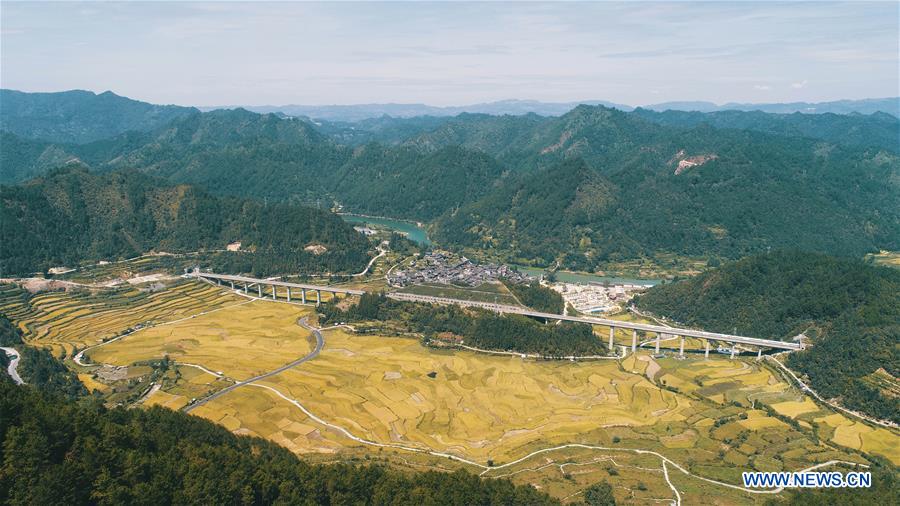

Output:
xmin=1 ymin=1 xmax=898 ymax=107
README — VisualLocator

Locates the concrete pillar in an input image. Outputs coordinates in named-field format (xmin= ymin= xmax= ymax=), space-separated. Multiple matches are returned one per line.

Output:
xmin=757 ymin=349 xmax=762 ymax=361
xmin=631 ymin=330 xmax=637 ymax=353
xmin=655 ymin=333 xmax=662 ymax=354
xmin=216 ymin=279 xmax=221 ymax=285
xmin=244 ymin=283 xmax=248 ymax=293
xmin=705 ymin=340 xmax=710 ymax=359
xmin=230 ymin=281 xmax=234 ymax=290
xmin=730 ymin=346 xmax=737 ymax=359
xmin=301 ymin=289 xmax=306 ymax=304
xmin=287 ymin=287 xmax=291 ymax=302
xmin=271 ymin=285 xmax=276 ymax=300
xmin=257 ymin=285 xmax=262 ymax=297
xmin=316 ymin=290 xmax=322 ymax=306
xmin=608 ymin=327 xmax=615 ymax=351
xmin=679 ymin=335 xmax=685 ymax=358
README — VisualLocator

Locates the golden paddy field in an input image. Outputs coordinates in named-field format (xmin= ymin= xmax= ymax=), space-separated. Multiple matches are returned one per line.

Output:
xmin=2 ymin=279 xmax=898 ymax=504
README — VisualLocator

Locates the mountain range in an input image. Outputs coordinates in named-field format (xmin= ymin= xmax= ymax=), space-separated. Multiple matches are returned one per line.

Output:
xmin=1 ymin=89 xmax=898 ymax=271
xmin=199 ymin=97 xmax=899 ymax=122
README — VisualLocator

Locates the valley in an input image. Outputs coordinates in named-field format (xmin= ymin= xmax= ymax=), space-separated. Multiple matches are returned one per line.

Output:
xmin=1 ymin=250 xmax=897 ymax=503
xmin=1 ymin=88 xmax=898 ymax=505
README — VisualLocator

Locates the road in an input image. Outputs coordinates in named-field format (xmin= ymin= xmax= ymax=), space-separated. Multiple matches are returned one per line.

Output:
xmin=387 ymin=292 xmax=802 ymax=351
xmin=194 ymin=272 xmax=365 ymax=296
xmin=183 ymin=318 xmax=324 ymax=413
xmin=353 ymin=243 xmax=387 ymax=277
xmin=1 ymin=347 xmax=23 ymax=385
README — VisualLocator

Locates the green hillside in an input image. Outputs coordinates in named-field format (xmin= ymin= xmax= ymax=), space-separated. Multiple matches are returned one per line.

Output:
xmin=433 ymin=124 xmax=900 ymax=266
xmin=0 ymin=166 xmax=371 ymax=276
xmin=634 ymin=252 xmax=900 ymax=423
xmin=0 ymin=89 xmax=195 ymax=144
xmin=632 ymin=108 xmax=900 ymax=152
xmin=3 ymin=94 xmax=898 ymax=267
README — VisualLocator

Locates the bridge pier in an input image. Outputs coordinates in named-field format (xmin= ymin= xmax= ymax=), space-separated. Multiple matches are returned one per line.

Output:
xmin=316 ymin=290 xmax=322 ymax=306
xmin=230 ymin=281 xmax=234 ymax=290
xmin=730 ymin=346 xmax=737 ymax=359
xmin=757 ymin=349 xmax=762 ymax=361
xmin=631 ymin=330 xmax=637 ymax=353
xmin=679 ymin=335 xmax=685 ymax=358
xmin=301 ymin=289 xmax=306 ymax=304
xmin=244 ymin=283 xmax=248 ymax=293
xmin=271 ymin=285 xmax=276 ymax=300
xmin=608 ymin=327 xmax=614 ymax=352
xmin=287 ymin=287 xmax=291 ymax=302
xmin=655 ymin=333 xmax=661 ymax=354
xmin=705 ymin=340 xmax=710 ymax=359
xmin=257 ymin=285 xmax=262 ymax=298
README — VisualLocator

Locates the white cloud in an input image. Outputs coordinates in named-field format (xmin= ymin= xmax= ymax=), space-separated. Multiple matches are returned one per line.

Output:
xmin=791 ymin=80 xmax=809 ymax=89
xmin=754 ymin=84 xmax=773 ymax=91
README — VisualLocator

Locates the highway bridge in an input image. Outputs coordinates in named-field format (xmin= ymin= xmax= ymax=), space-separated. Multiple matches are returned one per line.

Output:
xmin=388 ymin=292 xmax=803 ymax=356
xmin=193 ymin=271 xmax=801 ymax=357
xmin=193 ymin=271 xmax=363 ymax=305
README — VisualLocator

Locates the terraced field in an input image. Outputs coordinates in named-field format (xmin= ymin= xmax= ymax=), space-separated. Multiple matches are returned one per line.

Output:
xmin=2 ymin=279 xmax=896 ymax=504
xmin=90 ymin=299 xmax=316 ymax=381
xmin=0 ymin=280 xmax=237 ymax=357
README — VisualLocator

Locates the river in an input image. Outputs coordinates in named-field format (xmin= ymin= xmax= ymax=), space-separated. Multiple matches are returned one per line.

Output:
xmin=339 ymin=214 xmax=431 ymax=245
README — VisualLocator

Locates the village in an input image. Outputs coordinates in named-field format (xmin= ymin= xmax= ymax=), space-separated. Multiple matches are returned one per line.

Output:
xmin=548 ymin=282 xmax=648 ymax=314
xmin=388 ymin=251 xmax=531 ymax=287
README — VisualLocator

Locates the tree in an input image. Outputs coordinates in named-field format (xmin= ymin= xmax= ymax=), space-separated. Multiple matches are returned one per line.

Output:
xmin=583 ymin=481 xmax=616 ymax=506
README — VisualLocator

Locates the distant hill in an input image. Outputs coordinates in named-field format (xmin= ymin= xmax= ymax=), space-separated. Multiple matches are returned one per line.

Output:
xmin=0 ymin=89 xmax=196 ymax=144
xmin=0 ymin=166 xmax=371 ymax=276
xmin=204 ymin=97 xmax=899 ymax=122
xmin=644 ymin=97 xmax=899 ymax=117
xmin=200 ymin=99 xmax=634 ymax=121
xmin=632 ymin=108 xmax=900 ymax=152
xmin=634 ymin=251 xmax=900 ymax=423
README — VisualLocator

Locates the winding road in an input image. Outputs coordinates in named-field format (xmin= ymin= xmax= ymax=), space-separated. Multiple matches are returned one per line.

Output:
xmin=1 ymin=347 xmax=23 ymax=385
xmin=183 ymin=318 xmax=324 ymax=413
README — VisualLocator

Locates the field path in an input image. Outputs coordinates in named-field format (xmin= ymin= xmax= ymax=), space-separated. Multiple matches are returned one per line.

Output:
xmin=183 ymin=318 xmax=324 ymax=413
xmin=1 ymin=347 xmax=24 ymax=385
xmin=174 ymin=295 xmax=871 ymax=500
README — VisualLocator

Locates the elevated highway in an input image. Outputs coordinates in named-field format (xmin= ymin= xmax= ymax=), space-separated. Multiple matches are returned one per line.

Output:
xmin=193 ymin=271 xmax=363 ymax=305
xmin=387 ymin=292 xmax=803 ymax=356
xmin=193 ymin=271 xmax=801 ymax=356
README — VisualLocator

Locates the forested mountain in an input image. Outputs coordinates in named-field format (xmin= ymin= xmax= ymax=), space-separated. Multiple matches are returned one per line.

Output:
xmin=0 ymin=379 xmax=556 ymax=505
xmin=0 ymin=167 xmax=371 ymax=276
xmin=433 ymin=125 xmax=900 ymax=267
xmin=311 ymin=115 xmax=455 ymax=145
xmin=0 ymin=89 xmax=195 ymax=144
xmin=634 ymin=252 xmax=900 ymax=423
xmin=333 ymin=145 xmax=508 ymax=220
xmin=99 ymin=108 xmax=348 ymax=201
xmin=3 ymin=93 xmax=898 ymax=268
xmin=632 ymin=109 xmax=900 ymax=151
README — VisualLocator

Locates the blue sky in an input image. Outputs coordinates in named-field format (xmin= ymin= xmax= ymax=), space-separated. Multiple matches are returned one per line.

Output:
xmin=1 ymin=1 xmax=897 ymax=107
